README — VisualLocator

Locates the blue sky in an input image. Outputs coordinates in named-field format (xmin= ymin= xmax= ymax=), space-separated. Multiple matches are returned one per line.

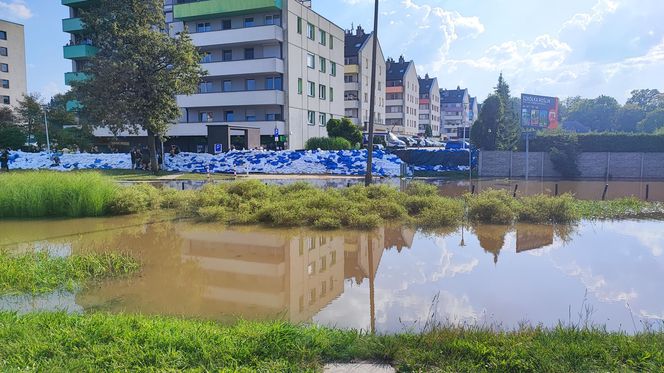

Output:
xmin=1 ymin=0 xmax=662 ymax=102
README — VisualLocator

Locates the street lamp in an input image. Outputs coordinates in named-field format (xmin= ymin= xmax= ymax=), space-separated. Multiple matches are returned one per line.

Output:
xmin=42 ymin=105 xmax=51 ymax=154
xmin=364 ymin=0 xmax=380 ymax=187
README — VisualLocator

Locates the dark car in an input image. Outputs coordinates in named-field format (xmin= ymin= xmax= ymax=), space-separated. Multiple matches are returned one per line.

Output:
xmin=445 ymin=140 xmax=470 ymax=150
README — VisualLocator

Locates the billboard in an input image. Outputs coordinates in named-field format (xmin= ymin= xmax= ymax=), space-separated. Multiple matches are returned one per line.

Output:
xmin=521 ymin=94 xmax=559 ymax=129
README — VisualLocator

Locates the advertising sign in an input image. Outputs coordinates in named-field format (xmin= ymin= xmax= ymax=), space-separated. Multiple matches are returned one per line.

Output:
xmin=214 ymin=143 xmax=222 ymax=154
xmin=521 ymin=94 xmax=559 ymax=129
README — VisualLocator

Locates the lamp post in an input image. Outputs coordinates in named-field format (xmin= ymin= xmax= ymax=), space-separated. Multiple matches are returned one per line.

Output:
xmin=364 ymin=0 xmax=380 ymax=187
xmin=42 ymin=106 xmax=51 ymax=154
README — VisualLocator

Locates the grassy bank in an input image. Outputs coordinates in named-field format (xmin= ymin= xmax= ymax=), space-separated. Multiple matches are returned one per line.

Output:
xmin=0 ymin=312 xmax=662 ymax=372
xmin=0 ymin=251 xmax=139 ymax=295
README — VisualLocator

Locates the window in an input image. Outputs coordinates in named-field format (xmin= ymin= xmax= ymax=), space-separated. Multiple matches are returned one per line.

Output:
xmin=329 ymin=34 xmax=334 ymax=49
xmin=307 ymin=110 xmax=315 ymax=125
xmin=297 ymin=78 xmax=303 ymax=94
xmin=319 ymin=112 xmax=326 ymax=126
xmin=0 ymin=31 xmax=6 ymax=40
xmin=0 ymin=64 xmax=8 ymax=73
xmin=246 ymin=110 xmax=257 ymax=121
xmin=330 ymin=62 xmax=336 ymax=76
xmin=0 ymin=47 xmax=6 ymax=57
xmin=266 ymin=76 xmax=282 ymax=90
xmin=223 ymin=80 xmax=232 ymax=92
xmin=2 ymin=96 xmax=9 ymax=105
xmin=244 ymin=17 xmax=255 ymax=27
xmin=196 ymin=22 xmax=211 ymax=32
xmin=1 ymin=79 xmax=8 ymax=89
xmin=297 ymin=17 xmax=302 ymax=34
xmin=306 ymin=53 xmax=315 ymax=69
xmin=222 ymin=49 xmax=232 ymax=61
xmin=244 ymin=48 xmax=254 ymax=60
xmin=222 ymin=20 xmax=232 ymax=30
xmin=265 ymin=14 xmax=281 ymax=26
xmin=245 ymin=79 xmax=256 ymax=91
xmin=266 ymin=112 xmax=281 ymax=121
xmin=319 ymin=30 xmax=326 ymax=45
xmin=329 ymin=87 xmax=334 ymax=102
xmin=198 ymin=81 xmax=213 ymax=93
xmin=224 ymin=111 xmax=234 ymax=122
xmin=308 ymin=81 xmax=315 ymax=97
xmin=200 ymin=52 xmax=212 ymax=63
xmin=306 ymin=23 xmax=315 ymax=40
xmin=319 ymin=84 xmax=326 ymax=100
xmin=198 ymin=112 xmax=214 ymax=122
xmin=319 ymin=57 xmax=326 ymax=73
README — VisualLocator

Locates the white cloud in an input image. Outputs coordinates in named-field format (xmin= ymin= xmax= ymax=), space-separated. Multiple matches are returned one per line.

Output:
xmin=40 ymin=82 xmax=66 ymax=101
xmin=561 ymin=0 xmax=619 ymax=31
xmin=0 ymin=0 xmax=32 ymax=20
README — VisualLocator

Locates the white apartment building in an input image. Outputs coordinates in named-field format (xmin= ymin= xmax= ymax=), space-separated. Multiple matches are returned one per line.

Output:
xmin=417 ymin=74 xmax=440 ymax=138
xmin=343 ymin=25 xmax=386 ymax=131
xmin=440 ymin=87 xmax=470 ymax=140
xmin=64 ymin=0 xmax=344 ymax=152
xmin=385 ymin=56 xmax=419 ymax=136
xmin=0 ymin=19 xmax=27 ymax=107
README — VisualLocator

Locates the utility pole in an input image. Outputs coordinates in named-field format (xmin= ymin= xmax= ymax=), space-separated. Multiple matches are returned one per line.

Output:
xmin=364 ymin=0 xmax=379 ymax=187
xmin=43 ymin=106 xmax=51 ymax=154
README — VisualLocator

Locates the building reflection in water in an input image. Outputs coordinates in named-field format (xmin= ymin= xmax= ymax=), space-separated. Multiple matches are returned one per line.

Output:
xmin=471 ymin=224 xmax=558 ymax=264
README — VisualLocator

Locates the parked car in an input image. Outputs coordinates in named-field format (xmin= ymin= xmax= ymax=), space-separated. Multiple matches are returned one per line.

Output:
xmin=398 ymin=136 xmax=418 ymax=147
xmin=363 ymin=132 xmax=406 ymax=149
xmin=445 ymin=140 xmax=471 ymax=150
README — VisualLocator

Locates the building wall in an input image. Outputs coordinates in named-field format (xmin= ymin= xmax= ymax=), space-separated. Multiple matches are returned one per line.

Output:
xmin=418 ymin=77 xmax=440 ymax=137
xmin=479 ymin=151 xmax=664 ymax=180
xmin=441 ymin=90 xmax=469 ymax=140
xmin=386 ymin=62 xmax=419 ymax=136
xmin=0 ymin=20 xmax=26 ymax=107
xmin=285 ymin=0 xmax=345 ymax=149
xmin=348 ymin=33 xmax=386 ymax=129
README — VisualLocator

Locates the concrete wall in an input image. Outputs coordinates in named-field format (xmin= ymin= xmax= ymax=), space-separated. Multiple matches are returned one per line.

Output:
xmin=479 ymin=151 xmax=664 ymax=180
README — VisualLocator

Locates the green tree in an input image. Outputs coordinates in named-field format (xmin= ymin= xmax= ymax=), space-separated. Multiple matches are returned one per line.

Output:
xmin=73 ymin=0 xmax=204 ymax=172
xmin=637 ymin=109 xmax=664 ymax=133
xmin=493 ymin=74 xmax=520 ymax=150
xmin=326 ymin=118 xmax=362 ymax=146
xmin=424 ymin=123 xmax=433 ymax=138
xmin=566 ymin=95 xmax=620 ymax=131
xmin=626 ymin=89 xmax=664 ymax=112
xmin=471 ymin=95 xmax=502 ymax=150
xmin=0 ymin=106 xmax=24 ymax=149
xmin=16 ymin=93 xmax=46 ymax=148
xmin=615 ymin=104 xmax=646 ymax=132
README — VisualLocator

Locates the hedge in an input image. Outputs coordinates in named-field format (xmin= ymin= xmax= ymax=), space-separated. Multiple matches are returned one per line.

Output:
xmin=304 ymin=136 xmax=352 ymax=150
xmin=522 ymin=132 xmax=664 ymax=153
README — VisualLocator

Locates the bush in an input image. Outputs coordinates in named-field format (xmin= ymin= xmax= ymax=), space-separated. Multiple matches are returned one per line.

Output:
xmin=414 ymin=198 xmax=464 ymax=227
xmin=304 ymin=137 xmax=352 ymax=150
xmin=109 ymin=184 xmax=161 ymax=215
xmin=196 ymin=206 xmax=227 ymax=222
xmin=519 ymin=194 xmax=579 ymax=224
xmin=326 ymin=117 xmax=363 ymax=146
xmin=405 ymin=182 xmax=439 ymax=197
xmin=467 ymin=189 xmax=519 ymax=224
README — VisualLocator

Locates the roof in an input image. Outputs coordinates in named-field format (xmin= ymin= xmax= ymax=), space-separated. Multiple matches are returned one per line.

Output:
xmin=418 ymin=75 xmax=436 ymax=95
xmin=386 ymin=56 xmax=413 ymax=82
xmin=440 ymin=88 xmax=468 ymax=104
xmin=344 ymin=26 xmax=371 ymax=58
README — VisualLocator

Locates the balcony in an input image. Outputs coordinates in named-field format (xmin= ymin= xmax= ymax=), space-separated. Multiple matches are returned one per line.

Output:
xmin=202 ymin=57 xmax=283 ymax=77
xmin=386 ymin=86 xmax=404 ymax=94
xmin=63 ymin=44 xmax=98 ymax=60
xmin=66 ymin=100 xmax=82 ymax=112
xmin=344 ymin=64 xmax=359 ymax=74
xmin=344 ymin=99 xmax=360 ymax=109
xmin=205 ymin=120 xmax=285 ymax=136
xmin=62 ymin=17 xmax=84 ymax=33
xmin=177 ymin=89 xmax=284 ymax=108
xmin=64 ymin=72 xmax=90 ymax=85
xmin=174 ymin=0 xmax=283 ymax=21
xmin=94 ymin=121 xmax=286 ymax=137
xmin=190 ymin=25 xmax=283 ymax=47
xmin=62 ymin=0 xmax=92 ymax=6
xmin=344 ymin=82 xmax=359 ymax=91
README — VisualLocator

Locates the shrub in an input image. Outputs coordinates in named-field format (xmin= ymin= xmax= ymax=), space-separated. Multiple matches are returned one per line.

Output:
xmin=304 ymin=136 xmax=352 ymax=150
xmin=415 ymin=198 xmax=464 ymax=227
xmin=405 ymin=182 xmax=439 ymax=197
xmin=326 ymin=117 xmax=363 ymax=146
xmin=519 ymin=194 xmax=579 ymax=224
xmin=369 ymin=200 xmax=408 ymax=220
xmin=196 ymin=206 xmax=227 ymax=222
xmin=109 ymin=184 xmax=161 ymax=215
xmin=467 ymin=189 xmax=519 ymax=224
xmin=313 ymin=215 xmax=342 ymax=230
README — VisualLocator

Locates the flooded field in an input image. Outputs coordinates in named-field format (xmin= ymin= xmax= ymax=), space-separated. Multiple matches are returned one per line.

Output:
xmin=1 ymin=216 xmax=663 ymax=334
xmin=140 ymin=178 xmax=664 ymax=202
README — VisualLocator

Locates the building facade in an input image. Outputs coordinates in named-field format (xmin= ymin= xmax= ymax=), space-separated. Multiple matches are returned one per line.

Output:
xmin=385 ymin=56 xmax=418 ymax=136
xmin=417 ymin=74 xmax=440 ymax=138
xmin=343 ymin=25 xmax=386 ymax=132
xmin=468 ymin=96 xmax=478 ymax=125
xmin=440 ymin=87 xmax=470 ymax=140
xmin=63 ymin=0 xmax=345 ymax=152
xmin=0 ymin=20 xmax=27 ymax=107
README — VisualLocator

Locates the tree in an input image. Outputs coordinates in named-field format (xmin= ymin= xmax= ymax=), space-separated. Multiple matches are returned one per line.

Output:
xmin=0 ymin=106 xmax=24 ymax=149
xmin=471 ymin=95 xmax=502 ymax=150
xmin=424 ymin=123 xmax=433 ymax=138
xmin=492 ymin=74 xmax=520 ymax=150
xmin=73 ymin=0 xmax=204 ymax=172
xmin=16 ymin=93 xmax=45 ymax=148
xmin=566 ymin=95 xmax=620 ymax=131
xmin=626 ymin=89 xmax=664 ymax=112
xmin=615 ymin=104 xmax=646 ymax=132
xmin=637 ymin=109 xmax=664 ymax=133
xmin=327 ymin=118 xmax=363 ymax=146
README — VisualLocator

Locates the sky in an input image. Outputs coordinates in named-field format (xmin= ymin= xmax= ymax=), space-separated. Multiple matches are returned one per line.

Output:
xmin=1 ymin=0 xmax=663 ymax=103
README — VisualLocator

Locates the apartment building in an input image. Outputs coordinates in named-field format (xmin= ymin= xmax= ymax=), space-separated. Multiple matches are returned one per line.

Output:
xmin=0 ymin=20 xmax=27 ymax=107
xmin=63 ymin=0 xmax=344 ymax=152
xmin=385 ymin=56 xmax=418 ymax=136
xmin=440 ymin=87 xmax=470 ymax=140
xmin=343 ymin=25 xmax=386 ymax=131
xmin=417 ymin=74 xmax=440 ymax=138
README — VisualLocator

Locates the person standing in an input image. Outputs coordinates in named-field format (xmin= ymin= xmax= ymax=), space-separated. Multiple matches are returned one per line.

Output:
xmin=0 ymin=149 xmax=10 ymax=172
xmin=130 ymin=148 xmax=137 ymax=170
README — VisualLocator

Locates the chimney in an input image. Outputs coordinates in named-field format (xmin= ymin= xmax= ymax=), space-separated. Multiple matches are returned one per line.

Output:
xmin=356 ymin=25 xmax=364 ymax=36
xmin=425 ymin=73 xmax=429 ymax=79
xmin=399 ymin=55 xmax=405 ymax=63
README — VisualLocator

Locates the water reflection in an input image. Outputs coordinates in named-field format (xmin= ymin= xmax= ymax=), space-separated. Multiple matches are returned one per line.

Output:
xmin=1 ymin=217 xmax=662 ymax=334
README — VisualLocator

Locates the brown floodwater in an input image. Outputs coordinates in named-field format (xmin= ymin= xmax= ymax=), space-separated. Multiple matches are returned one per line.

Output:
xmin=1 ymin=216 xmax=663 ymax=333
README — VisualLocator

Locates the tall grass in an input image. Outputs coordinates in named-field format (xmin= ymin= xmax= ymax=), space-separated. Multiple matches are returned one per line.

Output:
xmin=0 ymin=172 xmax=118 ymax=218
xmin=0 ymin=251 xmax=140 ymax=295
xmin=0 ymin=312 xmax=661 ymax=372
